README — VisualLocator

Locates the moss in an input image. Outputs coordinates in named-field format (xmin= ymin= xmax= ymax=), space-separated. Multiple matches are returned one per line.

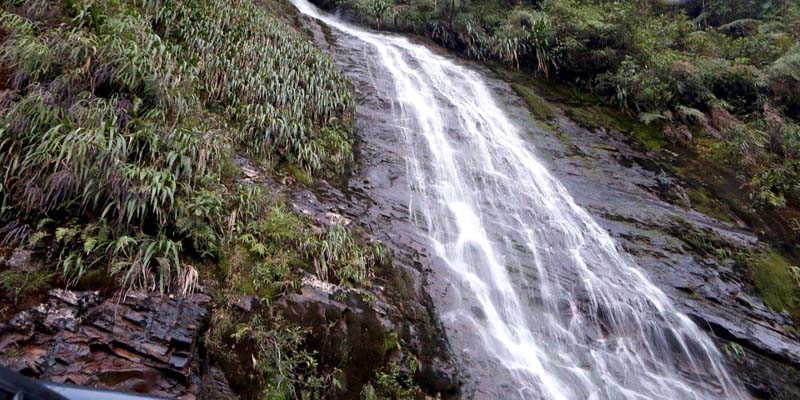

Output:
xmin=669 ymin=220 xmax=737 ymax=258
xmin=492 ymin=61 xmax=670 ymax=151
xmin=630 ymin=124 xmax=667 ymax=151
xmin=563 ymin=105 xmax=667 ymax=151
xmin=751 ymin=252 xmax=800 ymax=317
xmin=319 ymin=18 xmax=336 ymax=46
xmin=510 ymin=82 xmax=556 ymax=120
xmin=686 ymin=186 xmax=735 ymax=223
xmin=669 ymin=218 xmax=800 ymax=319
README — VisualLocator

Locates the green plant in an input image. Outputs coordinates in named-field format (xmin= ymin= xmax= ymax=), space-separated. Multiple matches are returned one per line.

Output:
xmin=723 ymin=342 xmax=746 ymax=360
xmin=0 ymin=269 xmax=49 ymax=305
xmin=207 ymin=306 xmax=340 ymax=399
xmin=361 ymin=359 xmax=423 ymax=400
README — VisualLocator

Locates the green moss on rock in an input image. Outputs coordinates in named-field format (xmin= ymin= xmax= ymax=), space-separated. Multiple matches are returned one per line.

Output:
xmin=752 ymin=252 xmax=800 ymax=318
xmin=510 ymin=83 xmax=556 ymax=121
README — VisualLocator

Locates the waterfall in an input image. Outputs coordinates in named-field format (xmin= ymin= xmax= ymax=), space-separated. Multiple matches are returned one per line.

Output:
xmin=291 ymin=1 xmax=744 ymax=398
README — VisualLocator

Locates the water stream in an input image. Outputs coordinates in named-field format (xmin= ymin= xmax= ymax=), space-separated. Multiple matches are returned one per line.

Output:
xmin=291 ymin=1 xmax=745 ymax=398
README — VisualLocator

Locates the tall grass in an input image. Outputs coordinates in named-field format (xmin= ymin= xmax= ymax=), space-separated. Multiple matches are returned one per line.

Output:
xmin=0 ymin=0 xmax=356 ymax=292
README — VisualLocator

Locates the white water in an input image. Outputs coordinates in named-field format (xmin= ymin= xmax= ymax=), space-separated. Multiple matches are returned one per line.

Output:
xmin=292 ymin=1 xmax=745 ymax=398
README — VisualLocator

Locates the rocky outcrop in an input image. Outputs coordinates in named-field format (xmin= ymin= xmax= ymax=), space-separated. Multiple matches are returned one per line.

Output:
xmin=0 ymin=289 xmax=227 ymax=399
xmin=277 ymin=275 xmax=413 ymax=397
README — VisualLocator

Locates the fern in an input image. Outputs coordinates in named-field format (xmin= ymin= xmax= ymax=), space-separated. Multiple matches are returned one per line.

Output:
xmin=676 ymin=105 xmax=708 ymax=124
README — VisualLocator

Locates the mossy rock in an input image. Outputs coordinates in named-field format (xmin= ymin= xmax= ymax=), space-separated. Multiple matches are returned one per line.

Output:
xmin=510 ymin=83 xmax=556 ymax=121
xmin=751 ymin=252 xmax=800 ymax=319
xmin=685 ymin=185 xmax=736 ymax=223
xmin=564 ymin=106 xmax=667 ymax=151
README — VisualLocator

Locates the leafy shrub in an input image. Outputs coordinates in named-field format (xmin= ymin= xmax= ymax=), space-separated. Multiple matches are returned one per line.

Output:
xmin=206 ymin=308 xmax=336 ymax=399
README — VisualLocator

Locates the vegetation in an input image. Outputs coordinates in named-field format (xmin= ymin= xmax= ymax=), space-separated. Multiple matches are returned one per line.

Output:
xmin=0 ymin=0 xmax=353 ymax=292
xmin=752 ymin=252 xmax=799 ymax=316
xmin=510 ymin=82 xmax=556 ymax=121
xmin=202 ymin=187 xmax=423 ymax=398
xmin=0 ymin=268 xmax=48 ymax=306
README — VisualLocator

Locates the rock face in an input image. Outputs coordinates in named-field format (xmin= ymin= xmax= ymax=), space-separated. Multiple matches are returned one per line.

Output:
xmin=487 ymin=70 xmax=800 ymax=398
xmin=276 ymin=276 xmax=397 ymax=397
xmin=234 ymin=149 xmax=461 ymax=398
xmin=279 ymin=274 xmax=460 ymax=396
xmin=298 ymin=7 xmax=800 ymax=396
xmin=0 ymin=289 xmax=226 ymax=399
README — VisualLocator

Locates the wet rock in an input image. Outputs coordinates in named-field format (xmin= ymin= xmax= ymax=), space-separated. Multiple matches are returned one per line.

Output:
xmin=0 ymin=289 xmax=216 ymax=399
xmin=519 ymin=100 xmax=800 ymax=397
xmin=418 ymin=355 xmax=461 ymax=393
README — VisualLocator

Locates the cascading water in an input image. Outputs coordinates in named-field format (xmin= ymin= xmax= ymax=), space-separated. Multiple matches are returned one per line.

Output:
xmin=291 ymin=1 xmax=745 ymax=398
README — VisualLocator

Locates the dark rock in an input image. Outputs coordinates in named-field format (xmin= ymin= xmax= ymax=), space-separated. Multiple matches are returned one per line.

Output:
xmin=419 ymin=356 xmax=461 ymax=393
xmin=0 ymin=289 xmax=214 ymax=399
xmin=231 ymin=295 xmax=254 ymax=312
xmin=169 ymin=353 xmax=190 ymax=369
xmin=200 ymin=367 xmax=238 ymax=400
xmin=275 ymin=276 xmax=389 ymax=397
